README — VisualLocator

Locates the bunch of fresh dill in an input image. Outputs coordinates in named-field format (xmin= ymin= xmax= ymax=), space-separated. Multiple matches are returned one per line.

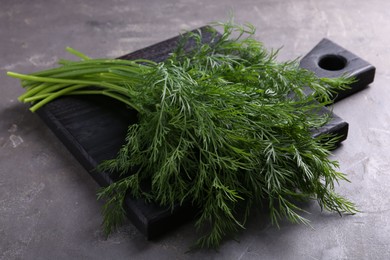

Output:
xmin=8 ymin=21 xmax=357 ymax=248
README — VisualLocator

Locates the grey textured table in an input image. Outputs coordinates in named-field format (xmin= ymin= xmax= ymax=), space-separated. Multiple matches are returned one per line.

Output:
xmin=1 ymin=1 xmax=389 ymax=259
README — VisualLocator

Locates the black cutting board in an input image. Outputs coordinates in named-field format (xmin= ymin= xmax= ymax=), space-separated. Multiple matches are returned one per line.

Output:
xmin=36 ymin=27 xmax=370 ymax=239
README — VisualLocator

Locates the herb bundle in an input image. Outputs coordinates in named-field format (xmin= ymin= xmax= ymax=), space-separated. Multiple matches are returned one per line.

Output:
xmin=8 ymin=21 xmax=357 ymax=248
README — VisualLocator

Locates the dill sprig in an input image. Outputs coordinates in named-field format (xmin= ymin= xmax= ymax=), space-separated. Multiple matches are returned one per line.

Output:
xmin=7 ymin=20 xmax=357 ymax=249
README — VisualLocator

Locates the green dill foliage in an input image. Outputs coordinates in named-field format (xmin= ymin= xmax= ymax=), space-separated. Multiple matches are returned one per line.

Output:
xmin=8 ymin=20 xmax=357 ymax=249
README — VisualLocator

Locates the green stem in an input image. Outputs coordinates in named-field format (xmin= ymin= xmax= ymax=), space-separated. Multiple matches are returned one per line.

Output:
xmin=66 ymin=47 xmax=91 ymax=60
xmin=45 ymin=67 xmax=111 ymax=78
xmin=64 ymin=89 xmax=142 ymax=111
xmin=101 ymin=91 xmax=143 ymax=112
xmin=18 ymin=83 xmax=52 ymax=101
xmin=7 ymin=72 xmax=129 ymax=96
xmin=29 ymin=84 xmax=86 ymax=112
xmin=31 ymin=83 xmax=72 ymax=96
xmin=28 ymin=60 xmax=151 ymax=78
xmin=24 ymin=89 xmax=142 ymax=113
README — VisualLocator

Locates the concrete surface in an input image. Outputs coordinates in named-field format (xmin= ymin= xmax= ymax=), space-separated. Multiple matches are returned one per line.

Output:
xmin=1 ymin=0 xmax=390 ymax=259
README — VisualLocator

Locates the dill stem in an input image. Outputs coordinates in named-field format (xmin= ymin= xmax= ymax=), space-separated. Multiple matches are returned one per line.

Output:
xmin=23 ymin=89 xmax=142 ymax=113
xmin=65 ymin=46 xmax=91 ymax=60
xmin=29 ymin=84 xmax=85 ymax=112
xmin=18 ymin=82 xmax=53 ymax=101
xmin=7 ymin=72 xmax=131 ymax=96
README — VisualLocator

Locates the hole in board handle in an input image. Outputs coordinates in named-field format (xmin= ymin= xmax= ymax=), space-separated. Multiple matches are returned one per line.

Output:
xmin=318 ymin=54 xmax=347 ymax=71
